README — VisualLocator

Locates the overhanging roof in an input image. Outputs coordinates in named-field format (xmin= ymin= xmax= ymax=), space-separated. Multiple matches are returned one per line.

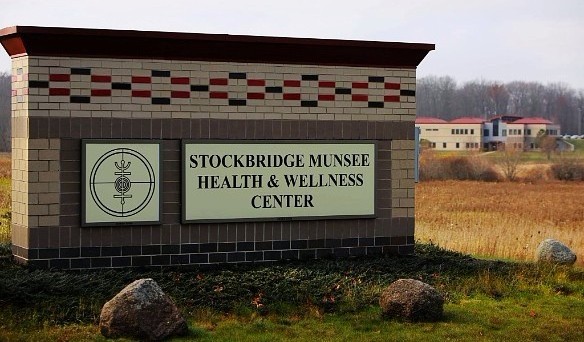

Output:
xmin=0 ymin=26 xmax=434 ymax=68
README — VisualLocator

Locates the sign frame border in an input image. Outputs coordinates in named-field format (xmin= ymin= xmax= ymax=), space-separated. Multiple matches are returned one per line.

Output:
xmin=181 ymin=139 xmax=378 ymax=224
xmin=81 ymin=139 xmax=163 ymax=227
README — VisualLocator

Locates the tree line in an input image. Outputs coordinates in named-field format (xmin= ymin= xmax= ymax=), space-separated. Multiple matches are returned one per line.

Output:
xmin=417 ymin=76 xmax=584 ymax=135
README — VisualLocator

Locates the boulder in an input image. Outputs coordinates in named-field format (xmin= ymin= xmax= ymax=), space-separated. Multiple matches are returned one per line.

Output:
xmin=99 ymin=278 xmax=188 ymax=341
xmin=536 ymin=239 xmax=577 ymax=265
xmin=379 ymin=278 xmax=444 ymax=322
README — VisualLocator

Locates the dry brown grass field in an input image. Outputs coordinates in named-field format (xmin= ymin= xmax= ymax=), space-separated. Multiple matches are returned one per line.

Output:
xmin=416 ymin=181 xmax=584 ymax=266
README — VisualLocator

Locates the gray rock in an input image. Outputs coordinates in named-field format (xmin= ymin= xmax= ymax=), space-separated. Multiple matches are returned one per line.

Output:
xmin=536 ymin=239 xmax=577 ymax=265
xmin=379 ymin=278 xmax=444 ymax=322
xmin=99 ymin=278 xmax=188 ymax=341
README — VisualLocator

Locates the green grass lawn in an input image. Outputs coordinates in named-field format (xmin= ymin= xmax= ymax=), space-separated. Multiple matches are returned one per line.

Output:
xmin=1 ymin=245 xmax=583 ymax=341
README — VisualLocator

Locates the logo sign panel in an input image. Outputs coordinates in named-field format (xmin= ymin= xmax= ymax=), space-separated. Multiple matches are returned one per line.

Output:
xmin=82 ymin=140 xmax=162 ymax=226
xmin=183 ymin=141 xmax=376 ymax=222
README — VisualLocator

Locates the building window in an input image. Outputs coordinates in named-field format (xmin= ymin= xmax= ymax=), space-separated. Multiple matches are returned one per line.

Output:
xmin=483 ymin=129 xmax=489 ymax=136
xmin=431 ymin=142 xmax=436 ymax=148
xmin=518 ymin=130 xmax=522 ymax=135
xmin=527 ymin=129 xmax=531 ymax=135
xmin=471 ymin=129 xmax=474 ymax=134
xmin=456 ymin=143 xmax=460 ymax=149
xmin=502 ymin=129 xmax=507 ymax=136
xmin=464 ymin=129 xmax=468 ymax=134
xmin=443 ymin=143 xmax=447 ymax=148
xmin=451 ymin=129 xmax=455 ymax=135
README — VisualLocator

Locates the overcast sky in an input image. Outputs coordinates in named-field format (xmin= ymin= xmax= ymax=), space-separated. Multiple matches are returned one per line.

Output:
xmin=1 ymin=0 xmax=583 ymax=90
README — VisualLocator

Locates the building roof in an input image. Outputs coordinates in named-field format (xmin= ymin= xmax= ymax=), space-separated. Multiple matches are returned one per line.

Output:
xmin=0 ymin=26 xmax=435 ymax=68
xmin=449 ymin=117 xmax=485 ymax=124
xmin=509 ymin=117 xmax=554 ymax=125
xmin=415 ymin=117 xmax=448 ymax=124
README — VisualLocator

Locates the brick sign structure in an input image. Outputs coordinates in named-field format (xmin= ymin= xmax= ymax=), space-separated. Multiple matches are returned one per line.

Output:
xmin=0 ymin=26 xmax=433 ymax=269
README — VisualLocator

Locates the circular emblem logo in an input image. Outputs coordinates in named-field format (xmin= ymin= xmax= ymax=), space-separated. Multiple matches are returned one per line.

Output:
xmin=89 ymin=148 xmax=156 ymax=217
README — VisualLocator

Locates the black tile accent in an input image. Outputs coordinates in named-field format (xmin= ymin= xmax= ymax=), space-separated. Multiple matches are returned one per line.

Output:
xmin=229 ymin=99 xmax=247 ymax=106
xmin=291 ymin=240 xmax=307 ymax=249
xmin=229 ymin=72 xmax=246 ymax=79
xmin=265 ymin=86 xmax=283 ymax=93
xmin=122 ymin=246 xmax=142 ymax=256
xmin=191 ymin=85 xmax=209 ymax=92
xmin=246 ymin=251 xmax=263 ymax=262
xmin=382 ymin=245 xmax=399 ymax=255
xmin=111 ymin=257 xmax=132 ymax=267
xmin=282 ymin=250 xmax=299 ymax=260
xmin=273 ymin=240 xmax=290 ymax=250
xmin=367 ymin=246 xmax=383 ymax=255
xmin=368 ymin=101 xmax=384 ymax=108
xmin=375 ymin=237 xmax=391 ymax=246
xmin=333 ymin=248 xmax=350 ymax=258
xmin=302 ymin=74 xmax=318 ymax=81
xmin=162 ymin=245 xmax=180 ymax=254
xmin=152 ymin=70 xmax=171 ymax=77
xmin=29 ymin=260 xmax=49 ymax=269
xmin=301 ymin=100 xmax=318 ymax=107
xmin=335 ymin=88 xmax=351 ymax=94
xmin=342 ymin=238 xmax=359 ymax=248
xmin=181 ymin=243 xmax=200 ymax=254
xmin=325 ymin=239 xmax=342 ymax=248
xmin=71 ymin=68 xmax=91 ymax=75
xmin=152 ymin=255 xmax=171 ymax=265
xmin=237 ymin=242 xmax=254 ymax=251
xmin=400 ymin=89 xmax=416 ymax=96
xmin=81 ymin=247 xmax=101 ymax=257
xmin=60 ymin=247 xmax=80 ymax=258
xmin=359 ymin=238 xmax=375 ymax=247
xmin=50 ymin=259 xmax=70 ymax=269
xmin=209 ymin=253 xmax=227 ymax=263
xmin=368 ymin=76 xmax=385 ymax=83
xmin=132 ymin=256 xmax=151 ymax=267
xmin=91 ymin=258 xmax=112 ymax=268
xmin=38 ymin=248 xmax=59 ymax=259
xmin=190 ymin=253 xmax=208 ymax=263
xmin=299 ymin=249 xmax=316 ymax=260
xmin=407 ymin=236 xmax=415 ymax=244
xmin=264 ymin=251 xmax=281 ymax=260
xmin=152 ymin=97 xmax=171 ymax=105
xmin=308 ymin=239 xmax=325 ymax=249
xmin=142 ymin=245 xmax=161 ymax=255
xmin=70 ymin=96 xmax=90 ymax=104
xmin=29 ymin=80 xmax=49 ymax=88
xmin=255 ymin=241 xmax=272 ymax=251
xmin=228 ymin=252 xmax=246 ymax=262
xmin=349 ymin=247 xmax=366 ymax=256
xmin=200 ymin=243 xmax=218 ymax=253
xmin=399 ymin=244 xmax=415 ymax=255
xmin=101 ymin=246 xmax=122 ymax=257
xmin=112 ymin=82 xmax=132 ymax=90
xmin=171 ymin=254 xmax=190 ymax=265
xmin=71 ymin=258 xmax=91 ymax=269
xmin=316 ymin=248 xmax=334 ymax=258
xmin=218 ymin=242 xmax=236 ymax=252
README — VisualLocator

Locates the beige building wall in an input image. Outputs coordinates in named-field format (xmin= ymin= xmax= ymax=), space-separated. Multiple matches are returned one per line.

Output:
xmin=416 ymin=123 xmax=482 ymax=150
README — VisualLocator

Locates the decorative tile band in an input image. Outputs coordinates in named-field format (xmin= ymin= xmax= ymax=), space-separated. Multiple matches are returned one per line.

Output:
xmin=26 ymin=68 xmax=415 ymax=108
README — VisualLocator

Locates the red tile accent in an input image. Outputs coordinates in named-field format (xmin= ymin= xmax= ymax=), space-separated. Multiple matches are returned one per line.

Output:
xmin=23 ymin=74 xmax=28 ymax=81
xmin=23 ymin=88 xmax=29 ymax=95
xmin=50 ymin=74 xmax=70 ymax=82
xmin=283 ymin=93 xmax=301 ymax=100
xmin=247 ymin=92 xmax=265 ymax=100
xmin=385 ymin=82 xmax=400 ymax=90
xmin=171 ymin=91 xmax=190 ymax=98
xmin=318 ymin=94 xmax=335 ymax=101
xmin=171 ymin=77 xmax=190 ymax=84
xmin=49 ymin=88 xmax=70 ymax=96
xmin=384 ymin=95 xmax=400 ymax=102
xmin=352 ymin=94 xmax=368 ymax=101
xmin=132 ymin=90 xmax=151 ymax=97
xmin=318 ymin=81 xmax=336 ymax=88
xmin=210 ymin=91 xmax=228 ymax=99
xmin=352 ymin=82 xmax=368 ymax=89
xmin=11 ymin=75 xmax=17 ymax=82
xmin=210 ymin=78 xmax=228 ymax=86
xmin=247 ymin=79 xmax=266 ymax=86
xmin=11 ymin=90 xmax=17 ymax=96
xmin=91 ymin=75 xmax=112 ymax=83
xmin=131 ymin=76 xmax=151 ymax=83
xmin=284 ymin=80 xmax=301 ymax=87
xmin=91 ymin=89 xmax=112 ymax=96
